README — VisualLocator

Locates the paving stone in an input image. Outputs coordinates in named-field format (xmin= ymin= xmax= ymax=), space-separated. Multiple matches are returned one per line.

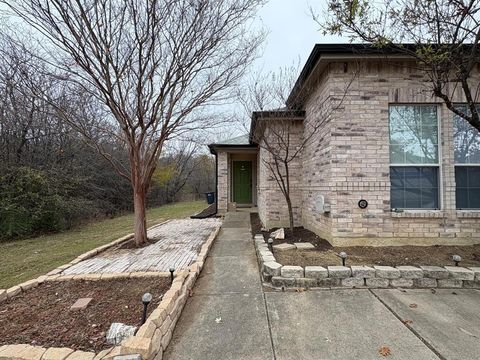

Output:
xmin=413 ymin=278 xmax=437 ymax=288
xmin=396 ymin=266 xmax=423 ymax=279
xmin=304 ymin=266 xmax=328 ymax=279
xmin=294 ymin=242 xmax=315 ymax=250
xmin=350 ymin=266 xmax=375 ymax=278
xmin=437 ymin=279 xmax=463 ymax=288
xmin=366 ymin=278 xmax=389 ymax=288
xmin=444 ymin=266 xmax=475 ymax=280
xmin=261 ymin=255 xmax=276 ymax=263
xmin=374 ymin=266 xmax=400 ymax=279
xmin=271 ymin=276 xmax=296 ymax=287
xmin=20 ymin=279 xmax=38 ymax=291
xmin=263 ymin=262 xmax=282 ymax=276
xmin=295 ymin=277 xmax=318 ymax=288
xmin=281 ymin=265 xmax=304 ymax=278
xmin=341 ymin=277 xmax=365 ymax=287
xmin=390 ymin=279 xmax=414 ymax=288
xmin=272 ymin=243 xmax=295 ymax=252
xmin=420 ymin=266 xmax=449 ymax=279
xmin=41 ymin=347 xmax=74 ymax=360
xmin=467 ymin=267 xmax=480 ymax=280
xmin=70 ymin=298 xmax=93 ymax=311
xmin=327 ymin=266 xmax=351 ymax=278
xmin=0 ymin=289 xmax=6 ymax=302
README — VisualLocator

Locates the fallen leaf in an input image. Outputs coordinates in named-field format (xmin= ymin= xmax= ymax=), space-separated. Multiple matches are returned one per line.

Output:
xmin=430 ymin=289 xmax=436 ymax=294
xmin=409 ymin=303 xmax=418 ymax=308
xmin=402 ymin=319 xmax=413 ymax=325
xmin=215 ymin=317 xmax=222 ymax=324
xmin=378 ymin=346 xmax=392 ymax=356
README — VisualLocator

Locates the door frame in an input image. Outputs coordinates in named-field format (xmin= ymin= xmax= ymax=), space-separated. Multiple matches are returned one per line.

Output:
xmin=231 ymin=160 xmax=253 ymax=204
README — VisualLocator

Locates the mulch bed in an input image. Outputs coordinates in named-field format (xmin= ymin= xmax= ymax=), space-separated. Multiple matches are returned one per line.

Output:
xmin=250 ymin=213 xmax=480 ymax=267
xmin=0 ymin=278 xmax=170 ymax=352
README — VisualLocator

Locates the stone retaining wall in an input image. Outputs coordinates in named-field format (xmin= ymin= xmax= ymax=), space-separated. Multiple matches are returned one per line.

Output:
xmin=0 ymin=224 xmax=221 ymax=360
xmin=254 ymin=235 xmax=480 ymax=290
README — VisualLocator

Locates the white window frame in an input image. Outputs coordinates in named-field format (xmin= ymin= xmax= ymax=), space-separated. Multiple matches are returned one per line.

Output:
xmin=389 ymin=104 xmax=442 ymax=210
xmin=453 ymin=104 xmax=480 ymax=209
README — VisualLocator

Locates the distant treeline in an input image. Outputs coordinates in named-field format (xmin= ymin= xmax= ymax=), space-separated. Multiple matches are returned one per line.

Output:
xmin=0 ymin=39 xmax=214 ymax=240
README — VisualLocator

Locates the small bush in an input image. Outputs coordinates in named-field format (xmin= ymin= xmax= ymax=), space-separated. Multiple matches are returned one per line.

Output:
xmin=0 ymin=167 xmax=96 ymax=240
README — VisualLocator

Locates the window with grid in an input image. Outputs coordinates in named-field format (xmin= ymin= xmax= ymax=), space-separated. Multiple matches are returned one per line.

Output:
xmin=389 ymin=105 xmax=440 ymax=209
xmin=454 ymin=106 xmax=480 ymax=209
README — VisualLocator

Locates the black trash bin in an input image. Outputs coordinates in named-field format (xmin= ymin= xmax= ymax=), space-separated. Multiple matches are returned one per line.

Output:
xmin=205 ymin=192 xmax=215 ymax=205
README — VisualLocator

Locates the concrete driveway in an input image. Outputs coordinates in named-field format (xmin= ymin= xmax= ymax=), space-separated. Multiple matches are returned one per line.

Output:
xmin=266 ymin=288 xmax=480 ymax=360
xmin=164 ymin=212 xmax=480 ymax=360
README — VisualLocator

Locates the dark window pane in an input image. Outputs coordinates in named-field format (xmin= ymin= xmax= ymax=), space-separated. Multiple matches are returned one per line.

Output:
xmin=405 ymin=188 xmax=421 ymax=208
xmin=421 ymin=188 xmax=439 ymax=209
xmin=455 ymin=167 xmax=468 ymax=187
xmin=390 ymin=167 xmax=404 ymax=187
xmin=456 ymin=167 xmax=480 ymax=209
xmin=390 ymin=166 xmax=439 ymax=209
xmin=404 ymin=167 xmax=420 ymax=187
xmin=390 ymin=187 xmax=404 ymax=209
xmin=456 ymin=188 xmax=469 ymax=209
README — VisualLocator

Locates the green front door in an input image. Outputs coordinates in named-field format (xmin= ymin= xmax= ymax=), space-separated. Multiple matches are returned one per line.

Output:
xmin=233 ymin=161 xmax=252 ymax=204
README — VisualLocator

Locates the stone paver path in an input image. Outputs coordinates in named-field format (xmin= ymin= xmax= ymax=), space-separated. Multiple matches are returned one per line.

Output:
xmin=63 ymin=218 xmax=221 ymax=275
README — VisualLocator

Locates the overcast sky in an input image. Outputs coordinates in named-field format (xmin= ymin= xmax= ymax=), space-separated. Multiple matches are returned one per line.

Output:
xmin=253 ymin=0 xmax=345 ymax=74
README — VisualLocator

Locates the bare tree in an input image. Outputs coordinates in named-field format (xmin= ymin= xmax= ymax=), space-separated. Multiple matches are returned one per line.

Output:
xmin=316 ymin=0 xmax=480 ymax=130
xmin=242 ymin=67 xmax=355 ymax=232
xmin=4 ymin=0 xmax=265 ymax=245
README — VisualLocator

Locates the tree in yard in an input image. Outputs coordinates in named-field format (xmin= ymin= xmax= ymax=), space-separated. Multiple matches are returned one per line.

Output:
xmin=241 ymin=67 xmax=355 ymax=232
xmin=315 ymin=0 xmax=480 ymax=131
xmin=4 ymin=0 xmax=265 ymax=245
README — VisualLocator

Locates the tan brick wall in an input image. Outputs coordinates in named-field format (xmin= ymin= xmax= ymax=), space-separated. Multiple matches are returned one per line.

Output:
xmin=217 ymin=151 xmax=228 ymax=214
xmin=257 ymin=120 xmax=303 ymax=229
xmin=302 ymin=60 xmax=480 ymax=246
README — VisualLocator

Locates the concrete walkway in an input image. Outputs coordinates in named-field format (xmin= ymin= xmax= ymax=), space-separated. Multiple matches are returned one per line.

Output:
xmin=164 ymin=212 xmax=480 ymax=360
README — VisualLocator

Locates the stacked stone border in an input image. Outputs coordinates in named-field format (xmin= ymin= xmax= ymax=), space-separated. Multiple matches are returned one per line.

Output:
xmin=254 ymin=235 xmax=480 ymax=290
xmin=0 ymin=224 xmax=221 ymax=360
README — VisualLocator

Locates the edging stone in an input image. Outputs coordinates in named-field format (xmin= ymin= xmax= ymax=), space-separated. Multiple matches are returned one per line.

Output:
xmin=253 ymin=235 xmax=476 ymax=291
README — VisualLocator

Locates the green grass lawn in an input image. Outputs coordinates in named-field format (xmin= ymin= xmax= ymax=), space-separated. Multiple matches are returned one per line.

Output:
xmin=0 ymin=200 xmax=206 ymax=289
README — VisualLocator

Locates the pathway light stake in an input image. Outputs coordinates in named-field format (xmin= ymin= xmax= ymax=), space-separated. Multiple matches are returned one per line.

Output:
xmin=169 ymin=267 xmax=175 ymax=284
xmin=141 ymin=292 xmax=152 ymax=325
xmin=267 ymin=238 xmax=274 ymax=252
xmin=339 ymin=252 xmax=348 ymax=266
xmin=452 ymin=255 xmax=461 ymax=266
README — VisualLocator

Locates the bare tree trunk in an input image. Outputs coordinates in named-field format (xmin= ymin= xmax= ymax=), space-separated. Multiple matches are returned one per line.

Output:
xmin=285 ymin=194 xmax=294 ymax=234
xmin=133 ymin=183 xmax=148 ymax=246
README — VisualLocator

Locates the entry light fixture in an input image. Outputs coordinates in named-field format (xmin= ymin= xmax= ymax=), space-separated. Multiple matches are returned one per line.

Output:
xmin=339 ymin=251 xmax=348 ymax=266
xmin=141 ymin=292 xmax=153 ymax=325
xmin=452 ymin=255 xmax=461 ymax=267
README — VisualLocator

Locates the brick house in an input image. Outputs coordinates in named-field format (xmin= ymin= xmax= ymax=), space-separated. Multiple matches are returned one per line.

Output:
xmin=208 ymin=44 xmax=480 ymax=247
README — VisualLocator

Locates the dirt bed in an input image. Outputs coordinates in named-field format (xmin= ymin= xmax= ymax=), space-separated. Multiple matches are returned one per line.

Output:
xmin=0 ymin=278 xmax=169 ymax=352
xmin=250 ymin=213 xmax=480 ymax=267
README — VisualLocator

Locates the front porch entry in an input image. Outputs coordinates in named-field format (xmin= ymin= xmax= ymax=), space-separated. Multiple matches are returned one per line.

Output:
xmin=233 ymin=161 xmax=252 ymax=205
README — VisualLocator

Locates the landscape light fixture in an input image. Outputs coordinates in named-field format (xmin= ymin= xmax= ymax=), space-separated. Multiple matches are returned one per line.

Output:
xmin=339 ymin=251 xmax=348 ymax=266
xmin=169 ymin=267 xmax=175 ymax=283
xmin=141 ymin=292 xmax=153 ymax=325
xmin=267 ymin=238 xmax=274 ymax=252
xmin=452 ymin=254 xmax=462 ymax=267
